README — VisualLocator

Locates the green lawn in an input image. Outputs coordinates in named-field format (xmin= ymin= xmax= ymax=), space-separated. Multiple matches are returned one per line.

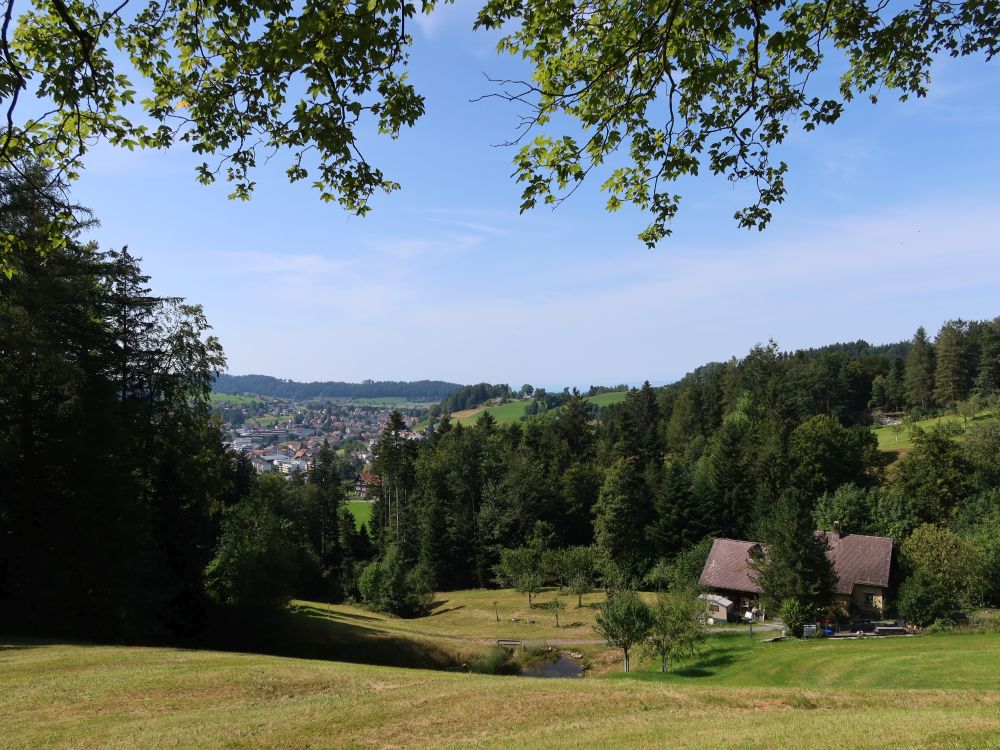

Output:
xmin=345 ymin=500 xmax=373 ymax=530
xmin=624 ymin=629 xmax=1000 ymax=690
xmin=2 ymin=630 xmax=997 ymax=749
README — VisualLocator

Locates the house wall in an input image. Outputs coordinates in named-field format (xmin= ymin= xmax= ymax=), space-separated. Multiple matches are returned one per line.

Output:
xmin=704 ymin=601 xmax=731 ymax=622
xmin=850 ymin=585 xmax=885 ymax=617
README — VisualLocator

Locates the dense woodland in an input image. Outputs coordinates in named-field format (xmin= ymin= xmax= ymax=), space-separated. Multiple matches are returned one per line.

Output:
xmin=213 ymin=374 xmax=461 ymax=401
xmin=2 ymin=170 xmax=998 ymax=644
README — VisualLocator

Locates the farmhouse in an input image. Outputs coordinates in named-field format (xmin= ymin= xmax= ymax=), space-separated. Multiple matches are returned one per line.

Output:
xmin=698 ymin=527 xmax=894 ymax=620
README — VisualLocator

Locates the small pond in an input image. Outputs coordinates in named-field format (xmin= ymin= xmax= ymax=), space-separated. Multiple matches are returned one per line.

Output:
xmin=518 ymin=654 xmax=584 ymax=679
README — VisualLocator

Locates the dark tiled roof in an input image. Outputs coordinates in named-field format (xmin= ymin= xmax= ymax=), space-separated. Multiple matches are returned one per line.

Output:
xmin=698 ymin=539 xmax=762 ymax=594
xmin=817 ymin=531 xmax=893 ymax=595
xmin=698 ymin=533 xmax=893 ymax=596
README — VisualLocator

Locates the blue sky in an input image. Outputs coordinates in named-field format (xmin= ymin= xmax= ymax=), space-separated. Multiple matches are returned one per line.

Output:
xmin=73 ymin=4 xmax=1000 ymax=389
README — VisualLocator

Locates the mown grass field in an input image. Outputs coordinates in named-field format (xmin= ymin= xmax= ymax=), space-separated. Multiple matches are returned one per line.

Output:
xmin=345 ymin=500 xmax=373 ymax=529
xmin=2 ymin=629 xmax=997 ymax=749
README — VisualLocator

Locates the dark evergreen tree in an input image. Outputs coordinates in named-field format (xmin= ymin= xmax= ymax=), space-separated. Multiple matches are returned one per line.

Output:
xmin=749 ymin=490 xmax=836 ymax=614
xmin=904 ymin=327 xmax=936 ymax=410
xmin=934 ymin=320 xmax=973 ymax=407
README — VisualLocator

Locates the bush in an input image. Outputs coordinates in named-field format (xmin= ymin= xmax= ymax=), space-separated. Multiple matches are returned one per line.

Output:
xmin=925 ymin=618 xmax=956 ymax=634
xmin=204 ymin=492 xmax=304 ymax=609
xmin=468 ymin=646 xmax=520 ymax=675
xmin=357 ymin=545 xmax=434 ymax=618
xmin=897 ymin=571 xmax=957 ymax=627
xmin=779 ymin=598 xmax=809 ymax=638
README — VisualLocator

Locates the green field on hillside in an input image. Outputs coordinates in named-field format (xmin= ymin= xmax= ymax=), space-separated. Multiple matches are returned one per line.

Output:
xmin=584 ymin=391 xmax=629 ymax=408
xmin=345 ymin=501 xmax=373 ymax=529
xmin=327 ymin=396 xmax=411 ymax=406
xmin=874 ymin=409 xmax=994 ymax=454
xmin=210 ymin=392 xmax=267 ymax=405
xmin=249 ymin=414 xmax=294 ymax=427
xmin=2 ymin=627 xmax=997 ymax=749
xmin=452 ymin=391 xmax=630 ymax=426
xmin=453 ymin=400 xmax=531 ymax=426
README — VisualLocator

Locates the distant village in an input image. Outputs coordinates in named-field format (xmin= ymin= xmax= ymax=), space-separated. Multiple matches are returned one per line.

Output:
xmin=216 ymin=396 xmax=424 ymax=479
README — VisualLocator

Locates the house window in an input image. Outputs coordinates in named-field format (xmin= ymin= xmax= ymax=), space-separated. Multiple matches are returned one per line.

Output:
xmin=709 ymin=604 xmax=719 ymax=613
xmin=865 ymin=593 xmax=875 ymax=606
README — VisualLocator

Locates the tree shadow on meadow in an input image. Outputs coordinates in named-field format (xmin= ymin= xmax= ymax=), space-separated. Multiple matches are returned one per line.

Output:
xmin=200 ymin=603 xmax=466 ymax=672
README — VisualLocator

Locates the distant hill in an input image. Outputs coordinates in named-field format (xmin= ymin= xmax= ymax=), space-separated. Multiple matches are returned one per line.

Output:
xmin=213 ymin=374 xmax=463 ymax=401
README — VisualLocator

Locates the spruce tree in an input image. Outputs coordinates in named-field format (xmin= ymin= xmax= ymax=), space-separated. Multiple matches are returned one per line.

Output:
xmin=904 ymin=327 xmax=936 ymax=410
xmin=593 ymin=457 xmax=650 ymax=577
xmin=934 ymin=321 xmax=972 ymax=407
xmin=748 ymin=490 xmax=836 ymax=614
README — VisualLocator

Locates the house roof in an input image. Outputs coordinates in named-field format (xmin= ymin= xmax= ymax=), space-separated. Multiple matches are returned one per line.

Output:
xmin=817 ymin=531 xmax=893 ymax=595
xmin=698 ymin=539 xmax=762 ymax=594
xmin=699 ymin=532 xmax=894 ymax=597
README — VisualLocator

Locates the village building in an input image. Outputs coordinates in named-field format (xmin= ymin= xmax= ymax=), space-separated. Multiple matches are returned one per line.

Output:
xmin=698 ymin=527 xmax=894 ymax=621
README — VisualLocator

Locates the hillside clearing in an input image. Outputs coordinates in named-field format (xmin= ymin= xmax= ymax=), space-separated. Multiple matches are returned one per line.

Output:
xmin=345 ymin=501 xmax=373 ymax=529
xmin=584 ymin=391 xmax=629 ymax=408
xmin=874 ymin=409 xmax=995 ymax=455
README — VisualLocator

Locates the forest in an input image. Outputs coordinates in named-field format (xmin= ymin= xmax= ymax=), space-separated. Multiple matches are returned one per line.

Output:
xmin=213 ymin=374 xmax=462 ymax=401
xmin=2 ymin=168 xmax=998 ymax=644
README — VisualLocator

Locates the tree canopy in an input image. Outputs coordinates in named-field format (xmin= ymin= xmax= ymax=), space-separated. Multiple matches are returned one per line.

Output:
xmin=1 ymin=0 xmax=996 ymax=269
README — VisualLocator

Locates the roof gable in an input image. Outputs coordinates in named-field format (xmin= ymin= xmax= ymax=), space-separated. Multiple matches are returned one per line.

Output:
xmin=817 ymin=531 xmax=893 ymax=594
xmin=699 ymin=533 xmax=893 ymax=596
xmin=698 ymin=539 xmax=762 ymax=594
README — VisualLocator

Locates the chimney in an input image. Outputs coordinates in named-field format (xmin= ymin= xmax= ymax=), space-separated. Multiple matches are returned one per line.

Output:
xmin=832 ymin=521 xmax=841 ymax=539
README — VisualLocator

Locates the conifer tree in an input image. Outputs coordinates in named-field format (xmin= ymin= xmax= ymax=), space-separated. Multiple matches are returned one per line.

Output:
xmin=904 ymin=327 xmax=936 ymax=410
xmin=749 ymin=490 xmax=836 ymax=614
xmin=593 ymin=458 xmax=651 ymax=577
xmin=934 ymin=321 xmax=972 ymax=407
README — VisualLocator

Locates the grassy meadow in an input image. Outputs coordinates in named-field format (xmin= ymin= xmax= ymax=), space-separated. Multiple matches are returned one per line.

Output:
xmin=2 ymin=627 xmax=998 ymax=749
xmin=209 ymin=392 xmax=267 ymax=406
xmin=873 ymin=409 xmax=994 ymax=456
xmin=584 ymin=391 xmax=629 ymax=408
xmin=452 ymin=391 xmax=630 ymax=427
xmin=452 ymin=400 xmax=531 ymax=426
xmin=346 ymin=500 xmax=374 ymax=529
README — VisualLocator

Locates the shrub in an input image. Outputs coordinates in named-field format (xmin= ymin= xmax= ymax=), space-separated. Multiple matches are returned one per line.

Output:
xmin=469 ymin=646 xmax=519 ymax=675
xmin=779 ymin=598 xmax=809 ymax=638
xmin=897 ymin=571 xmax=957 ymax=627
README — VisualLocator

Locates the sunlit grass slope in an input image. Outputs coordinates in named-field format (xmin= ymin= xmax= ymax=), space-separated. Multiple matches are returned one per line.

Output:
xmin=2 ymin=633 xmax=998 ymax=749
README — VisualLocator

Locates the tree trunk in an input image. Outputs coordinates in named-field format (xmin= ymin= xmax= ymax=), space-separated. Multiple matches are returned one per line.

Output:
xmin=661 ymin=656 xmax=667 ymax=673
xmin=623 ymin=649 xmax=629 ymax=673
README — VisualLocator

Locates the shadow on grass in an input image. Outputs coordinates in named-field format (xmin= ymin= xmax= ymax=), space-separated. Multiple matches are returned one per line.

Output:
xmin=426 ymin=602 xmax=465 ymax=617
xmin=199 ymin=604 xmax=465 ymax=672
xmin=292 ymin=604 xmax=382 ymax=623
xmin=671 ymin=652 xmax=739 ymax=677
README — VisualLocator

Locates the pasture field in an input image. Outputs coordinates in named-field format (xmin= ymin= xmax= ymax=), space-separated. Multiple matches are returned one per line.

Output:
xmin=345 ymin=500 xmax=373 ymax=529
xmin=209 ymin=392 xmax=267 ymax=406
xmin=584 ymin=391 xmax=629 ymax=408
xmin=451 ymin=392 xmax=629 ymax=427
xmin=2 ymin=629 xmax=997 ymax=749
xmin=453 ymin=400 xmax=531 ymax=426
xmin=873 ymin=409 xmax=994 ymax=455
